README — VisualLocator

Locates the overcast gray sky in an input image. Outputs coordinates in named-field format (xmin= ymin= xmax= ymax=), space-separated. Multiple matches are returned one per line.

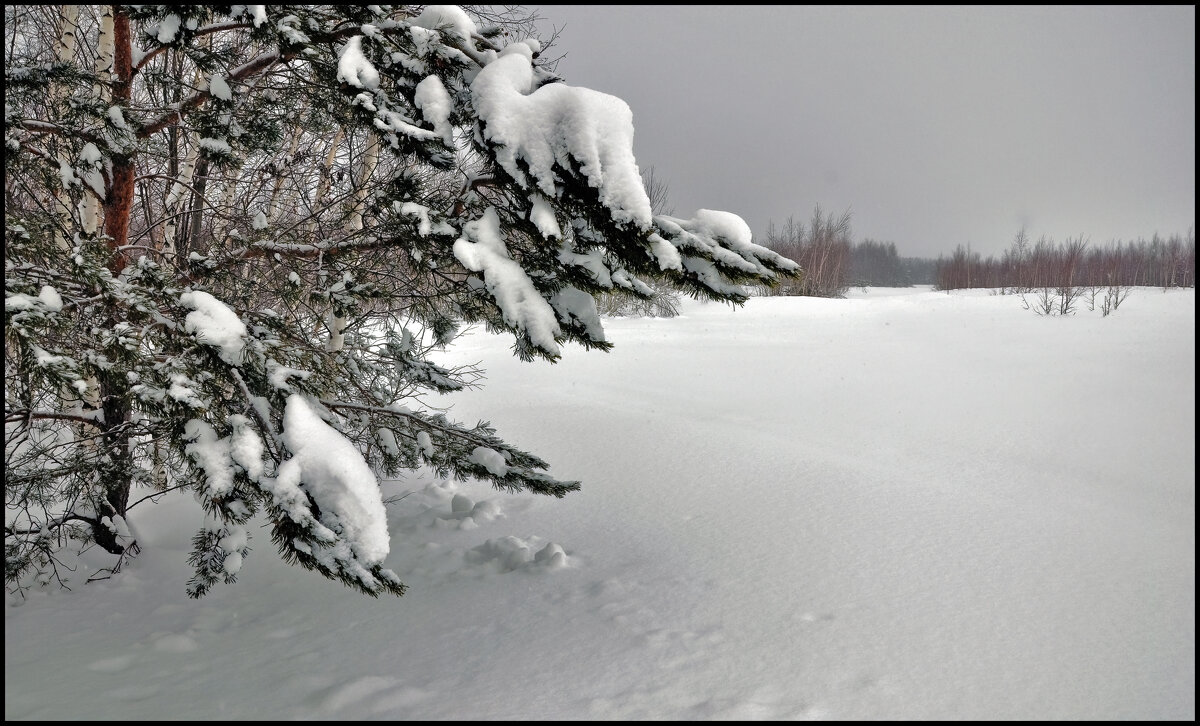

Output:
xmin=531 ymin=5 xmax=1195 ymax=258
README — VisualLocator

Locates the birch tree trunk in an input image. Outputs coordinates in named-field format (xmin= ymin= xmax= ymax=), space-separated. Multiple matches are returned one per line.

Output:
xmin=51 ymin=6 xmax=81 ymax=251
xmin=325 ymin=134 xmax=379 ymax=352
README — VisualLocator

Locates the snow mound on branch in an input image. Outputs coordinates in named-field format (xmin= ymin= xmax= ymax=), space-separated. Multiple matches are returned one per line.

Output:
xmin=414 ymin=75 xmax=454 ymax=145
xmin=156 ymin=14 xmax=181 ymax=44
xmin=410 ymin=5 xmax=477 ymax=43
xmin=471 ymin=42 xmax=653 ymax=229
xmin=452 ymin=207 xmax=561 ymax=354
xmin=183 ymin=419 xmax=235 ymax=496
xmin=686 ymin=210 xmax=759 ymax=253
xmin=208 ymin=74 xmax=232 ymax=101
xmin=661 ymin=210 xmax=796 ymax=272
xmin=416 ymin=430 xmax=434 ymax=456
xmin=78 ymin=143 xmax=106 ymax=199
xmin=6 ymin=286 xmax=63 ymax=312
xmin=183 ymin=415 xmax=264 ymax=497
xmin=529 ymin=193 xmax=561 ymax=239
xmin=38 ymin=285 xmax=63 ymax=311
xmin=180 ymin=290 xmax=247 ymax=365
xmin=468 ymin=446 xmax=509 ymax=477
xmin=550 ymin=286 xmax=605 ymax=342
xmin=276 ymin=395 xmax=390 ymax=566
xmin=653 ymin=210 xmax=799 ymax=295
xmin=337 ymin=36 xmax=380 ymax=90
xmin=198 ymin=137 xmax=232 ymax=155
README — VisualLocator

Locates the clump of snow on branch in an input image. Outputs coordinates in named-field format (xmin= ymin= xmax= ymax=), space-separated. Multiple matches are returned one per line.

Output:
xmin=6 ymin=285 xmax=63 ymax=312
xmin=198 ymin=137 xmax=232 ymax=155
xmin=550 ymin=286 xmax=605 ymax=342
xmin=469 ymin=446 xmax=509 ymax=477
xmin=646 ymin=233 xmax=683 ymax=271
xmin=452 ymin=207 xmax=561 ymax=354
xmin=655 ymin=209 xmax=798 ymax=293
xmin=275 ymin=395 xmax=391 ymax=569
xmin=77 ymin=143 xmax=106 ymax=199
xmin=183 ymin=415 xmax=264 ymax=498
xmin=416 ymin=431 xmax=435 ymax=457
xmin=414 ymin=75 xmax=454 ymax=146
xmin=218 ymin=525 xmax=249 ymax=574
xmin=398 ymin=202 xmax=432 ymax=237
xmin=106 ymin=106 xmax=130 ymax=131
xmin=183 ymin=420 xmax=236 ymax=496
xmin=267 ymin=360 xmax=311 ymax=391
xmin=376 ymin=428 xmax=400 ymax=459
xmin=471 ymin=42 xmax=653 ymax=229
xmin=180 ymin=290 xmax=247 ymax=366
xmin=155 ymin=14 xmax=182 ymax=44
xmin=228 ymin=415 xmax=265 ymax=481
xmin=686 ymin=209 xmax=796 ymax=267
xmin=529 ymin=193 xmax=561 ymax=239
xmin=228 ymin=5 xmax=267 ymax=27
xmin=557 ymin=238 xmax=615 ymax=288
xmin=337 ymin=36 xmax=379 ymax=90
xmin=410 ymin=5 xmax=478 ymax=44
xmin=168 ymin=373 xmax=204 ymax=408
xmin=39 ymin=285 xmax=63 ymax=311
xmin=208 ymin=74 xmax=232 ymax=101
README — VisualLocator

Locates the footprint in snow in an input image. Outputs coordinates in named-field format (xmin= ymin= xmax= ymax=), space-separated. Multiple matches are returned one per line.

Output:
xmin=797 ymin=611 xmax=836 ymax=623
xmin=465 ymin=536 xmax=569 ymax=572
xmin=87 ymin=654 xmax=136 ymax=673
xmin=320 ymin=675 xmax=399 ymax=712
xmin=152 ymin=633 xmax=199 ymax=653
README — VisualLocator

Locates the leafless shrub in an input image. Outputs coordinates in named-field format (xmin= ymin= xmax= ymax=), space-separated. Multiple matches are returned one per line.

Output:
xmin=762 ymin=205 xmax=851 ymax=298
xmin=1023 ymin=287 xmax=1055 ymax=316
xmin=1100 ymin=283 xmax=1132 ymax=317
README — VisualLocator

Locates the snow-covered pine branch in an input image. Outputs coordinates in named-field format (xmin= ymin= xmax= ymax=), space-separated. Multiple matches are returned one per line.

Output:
xmin=4 ymin=4 xmax=797 ymax=599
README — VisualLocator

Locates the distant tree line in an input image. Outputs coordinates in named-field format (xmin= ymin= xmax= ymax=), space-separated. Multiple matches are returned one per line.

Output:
xmin=935 ymin=230 xmax=1196 ymax=291
xmin=758 ymin=206 xmax=937 ymax=297
xmin=757 ymin=206 xmax=1193 ymax=301
xmin=849 ymin=239 xmax=937 ymax=287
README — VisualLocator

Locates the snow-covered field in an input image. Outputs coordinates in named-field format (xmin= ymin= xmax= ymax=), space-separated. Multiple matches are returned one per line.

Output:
xmin=5 ymin=286 xmax=1194 ymax=720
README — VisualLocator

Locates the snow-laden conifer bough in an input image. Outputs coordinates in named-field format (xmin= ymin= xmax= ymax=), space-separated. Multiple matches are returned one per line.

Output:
xmin=4 ymin=5 xmax=797 ymax=598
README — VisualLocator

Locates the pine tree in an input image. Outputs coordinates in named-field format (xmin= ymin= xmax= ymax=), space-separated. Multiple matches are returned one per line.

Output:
xmin=4 ymin=5 xmax=797 ymax=598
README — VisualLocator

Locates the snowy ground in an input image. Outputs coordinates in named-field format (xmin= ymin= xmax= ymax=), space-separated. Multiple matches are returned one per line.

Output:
xmin=5 ymin=286 xmax=1194 ymax=720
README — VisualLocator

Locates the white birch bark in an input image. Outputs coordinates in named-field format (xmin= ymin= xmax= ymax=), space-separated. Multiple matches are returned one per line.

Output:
xmin=51 ymin=6 xmax=81 ymax=251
